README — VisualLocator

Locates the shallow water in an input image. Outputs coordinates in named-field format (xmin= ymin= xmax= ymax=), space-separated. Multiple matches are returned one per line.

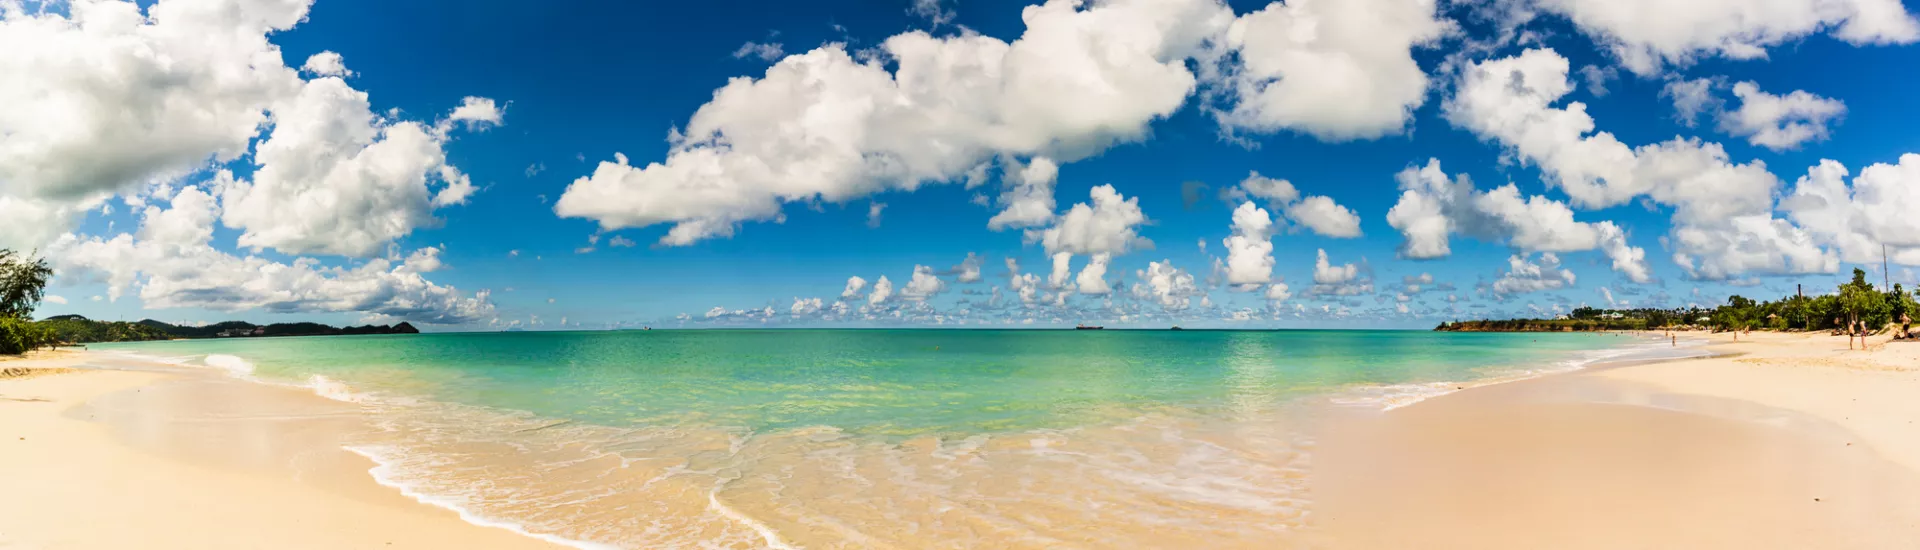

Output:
xmin=96 ymin=329 xmax=1662 ymax=548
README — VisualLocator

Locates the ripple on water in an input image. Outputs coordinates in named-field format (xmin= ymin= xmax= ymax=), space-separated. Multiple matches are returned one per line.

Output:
xmin=340 ymin=393 xmax=1321 ymax=549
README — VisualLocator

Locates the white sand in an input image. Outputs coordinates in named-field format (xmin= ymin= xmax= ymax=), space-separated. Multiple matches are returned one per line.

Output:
xmin=1312 ymin=331 xmax=1920 ymax=549
xmin=0 ymin=360 xmax=564 ymax=550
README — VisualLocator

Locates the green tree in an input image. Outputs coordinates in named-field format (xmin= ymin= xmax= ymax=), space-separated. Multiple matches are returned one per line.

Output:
xmin=1838 ymin=268 xmax=1889 ymax=349
xmin=1717 ymin=295 xmax=1759 ymax=337
xmin=1646 ymin=309 xmax=1671 ymax=329
xmin=0 ymin=249 xmax=54 ymax=320
xmin=1892 ymin=284 xmax=1917 ymax=338
xmin=0 ymin=250 xmax=58 ymax=355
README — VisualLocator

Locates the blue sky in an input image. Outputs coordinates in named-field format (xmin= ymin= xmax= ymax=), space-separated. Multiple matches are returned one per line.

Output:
xmin=7 ymin=0 xmax=1920 ymax=329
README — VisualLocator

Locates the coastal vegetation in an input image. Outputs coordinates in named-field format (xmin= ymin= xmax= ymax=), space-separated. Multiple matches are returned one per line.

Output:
xmin=1438 ymin=269 xmax=1919 ymax=342
xmin=132 ymin=319 xmax=420 ymax=339
xmin=1 ymin=249 xmax=57 ymax=355
xmin=2 ymin=248 xmax=420 ymax=356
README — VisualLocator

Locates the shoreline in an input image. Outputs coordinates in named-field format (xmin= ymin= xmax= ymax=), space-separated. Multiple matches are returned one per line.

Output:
xmin=0 ymin=353 xmax=569 ymax=550
xmin=6 ymin=332 xmax=1919 ymax=548
xmin=1312 ymin=330 xmax=1920 ymax=548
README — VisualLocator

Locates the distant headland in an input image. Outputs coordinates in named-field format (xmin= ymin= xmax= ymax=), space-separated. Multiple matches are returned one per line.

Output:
xmin=1436 ymin=269 xmax=1916 ymax=346
xmin=35 ymin=315 xmax=419 ymax=344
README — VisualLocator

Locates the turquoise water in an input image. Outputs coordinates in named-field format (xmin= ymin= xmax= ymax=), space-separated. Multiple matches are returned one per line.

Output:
xmin=97 ymin=329 xmax=1626 ymax=436
xmin=94 ymin=329 xmax=1650 ymax=548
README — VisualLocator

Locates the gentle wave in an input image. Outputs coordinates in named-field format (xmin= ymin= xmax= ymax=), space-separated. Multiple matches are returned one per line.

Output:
xmin=306 ymin=374 xmax=363 ymax=403
xmin=346 ymin=445 xmax=624 ymax=550
xmin=96 ymin=350 xmax=371 ymax=406
xmin=81 ymin=332 xmax=1654 ymax=548
xmin=1328 ymin=335 xmax=1711 ymax=411
xmin=204 ymin=354 xmax=256 ymax=377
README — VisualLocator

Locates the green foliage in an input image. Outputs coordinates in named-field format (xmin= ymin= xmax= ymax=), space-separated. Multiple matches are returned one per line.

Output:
xmin=1712 ymin=295 xmax=1759 ymax=332
xmin=1438 ymin=268 xmax=1919 ymax=335
xmin=1890 ymin=284 xmax=1916 ymax=325
xmin=1644 ymin=309 xmax=1672 ymax=329
xmin=34 ymin=316 xmax=171 ymax=344
xmin=135 ymin=319 xmax=419 ymax=339
xmin=0 ymin=317 xmax=57 ymax=355
xmin=0 ymin=249 xmax=53 ymax=321
xmin=1438 ymin=318 xmax=1648 ymax=332
xmin=0 ymin=249 xmax=58 ymax=355
xmin=1838 ymin=268 xmax=1891 ymax=330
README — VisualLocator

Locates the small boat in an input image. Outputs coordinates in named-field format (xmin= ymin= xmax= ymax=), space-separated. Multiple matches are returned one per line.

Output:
xmin=1075 ymin=325 xmax=1104 ymax=330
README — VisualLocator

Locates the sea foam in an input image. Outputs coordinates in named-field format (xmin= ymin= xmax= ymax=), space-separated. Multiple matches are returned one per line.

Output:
xmin=1329 ymin=336 xmax=1709 ymax=411
xmin=345 ymin=445 xmax=624 ymax=550
xmin=305 ymin=375 xmax=362 ymax=403
xmin=203 ymin=354 xmax=256 ymax=377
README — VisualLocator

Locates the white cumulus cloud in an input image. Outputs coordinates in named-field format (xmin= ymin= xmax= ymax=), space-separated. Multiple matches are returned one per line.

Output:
xmin=218 ymin=78 xmax=491 ymax=257
xmin=1721 ymin=82 xmax=1845 ymax=151
xmin=49 ymin=186 xmax=493 ymax=324
xmin=1225 ymin=172 xmax=1361 ymax=238
xmin=301 ymin=51 xmax=352 ymax=77
xmin=1208 ymin=0 xmax=1449 ymax=140
xmin=1222 ymin=201 xmax=1276 ymax=289
xmin=1446 ymin=48 xmax=1816 ymax=280
xmin=1385 ymin=159 xmax=1651 ymax=282
xmin=1492 ymin=253 xmax=1576 ymax=296
xmin=555 ymin=0 xmax=1233 ymax=245
xmin=1532 ymin=0 xmax=1920 ymax=75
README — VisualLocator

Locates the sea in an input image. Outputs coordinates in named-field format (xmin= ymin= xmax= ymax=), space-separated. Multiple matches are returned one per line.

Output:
xmin=93 ymin=329 xmax=1683 ymax=549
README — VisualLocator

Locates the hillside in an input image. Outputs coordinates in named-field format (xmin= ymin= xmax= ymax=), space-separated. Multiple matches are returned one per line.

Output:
xmin=34 ymin=316 xmax=420 ymax=344
xmin=136 ymin=319 xmax=420 ymax=339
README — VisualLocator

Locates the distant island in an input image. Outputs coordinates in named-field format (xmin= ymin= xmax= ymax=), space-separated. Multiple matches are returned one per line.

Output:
xmin=35 ymin=315 xmax=419 ymax=345
xmin=1437 ymin=269 xmax=1915 ymax=346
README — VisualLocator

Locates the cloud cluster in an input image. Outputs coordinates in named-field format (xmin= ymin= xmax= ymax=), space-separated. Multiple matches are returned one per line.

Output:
xmin=0 ymin=0 xmax=303 ymax=205
xmin=50 ymin=186 xmax=493 ymax=324
xmin=1445 ymin=48 xmax=1830 ymax=280
xmin=1221 ymin=201 xmax=1277 ymax=289
xmin=556 ymin=0 xmax=1231 ymax=245
xmin=1385 ymin=159 xmax=1651 ymax=282
xmin=0 ymin=0 xmax=500 ymax=322
xmin=1531 ymin=0 xmax=1920 ymax=74
xmin=220 ymin=75 xmax=479 ymax=257
xmin=986 ymin=157 xmax=1059 ymax=231
xmin=1721 ymin=82 xmax=1846 ymax=151
xmin=1491 ymin=253 xmax=1576 ymax=296
xmin=1225 ymin=172 xmax=1362 ymax=238
xmin=1131 ymin=260 xmax=1203 ymax=310
xmin=1310 ymin=249 xmax=1373 ymax=296
xmin=1782 ymin=157 xmax=1920 ymax=264
xmin=556 ymin=0 xmax=1453 ymax=245
xmin=1023 ymin=184 xmax=1153 ymax=295
xmin=1207 ymin=0 xmax=1449 ymax=140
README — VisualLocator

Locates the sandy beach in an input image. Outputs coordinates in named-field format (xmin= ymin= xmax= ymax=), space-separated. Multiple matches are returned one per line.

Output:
xmin=0 ymin=351 xmax=568 ymax=550
xmin=1314 ymin=330 xmax=1920 ymax=549
xmin=4 ymin=332 xmax=1920 ymax=549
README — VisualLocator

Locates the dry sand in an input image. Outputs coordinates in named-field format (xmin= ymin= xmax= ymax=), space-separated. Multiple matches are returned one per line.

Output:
xmin=4 ymin=332 xmax=1919 ymax=549
xmin=1313 ymin=330 xmax=1920 ymax=549
xmin=0 ymin=354 xmax=566 ymax=550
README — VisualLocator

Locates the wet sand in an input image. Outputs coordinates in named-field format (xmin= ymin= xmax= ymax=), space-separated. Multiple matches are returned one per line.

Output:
xmin=4 ymin=331 xmax=1920 ymax=548
xmin=0 ymin=354 xmax=567 ymax=549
